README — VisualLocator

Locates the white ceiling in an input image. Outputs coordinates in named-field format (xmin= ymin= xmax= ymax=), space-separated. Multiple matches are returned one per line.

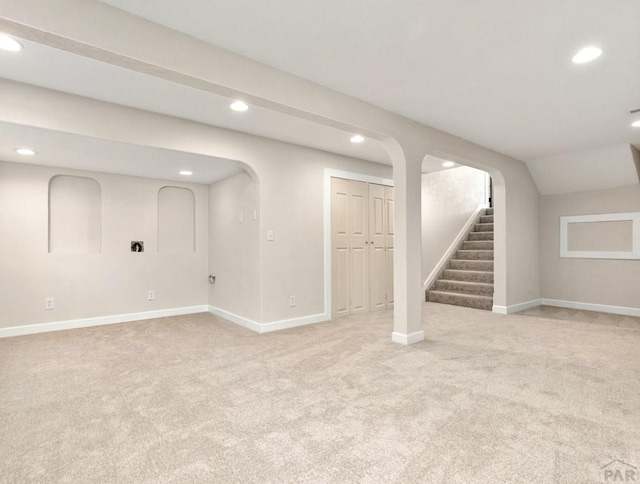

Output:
xmin=0 ymin=38 xmax=391 ymax=173
xmin=100 ymin=0 xmax=640 ymax=162
xmin=0 ymin=122 xmax=243 ymax=185
xmin=1 ymin=1 xmax=638 ymax=191
xmin=0 ymin=38 xmax=461 ymax=180
xmin=526 ymin=143 xmax=638 ymax=195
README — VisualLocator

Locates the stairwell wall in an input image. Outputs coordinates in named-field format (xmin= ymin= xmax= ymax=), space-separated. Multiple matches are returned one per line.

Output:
xmin=421 ymin=166 xmax=488 ymax=284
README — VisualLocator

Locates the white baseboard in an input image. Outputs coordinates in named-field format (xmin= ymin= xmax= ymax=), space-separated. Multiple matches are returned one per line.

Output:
xmin=493 ymin=298 xmax=640 ymax=317
xmin=260 ymin=313 xmax=330 ymax=333
xmin=423 ymin=204 xmax=488 ymax=291
xmin=391 ymin=330 xmax=425 ymax=345
xmin=0 ymin=305 xmax=209 ymax=339
xmin=207 ymin=306 xmax=262 ymax=332
xmin=208 ymin=306 xmax=330 ymax=334
xmin=541 ymin=298 xmax=640 ymax=318
xmin=493 ymin=299 xmax=542 ymax=314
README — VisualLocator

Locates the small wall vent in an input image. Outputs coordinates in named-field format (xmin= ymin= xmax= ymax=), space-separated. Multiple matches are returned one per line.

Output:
xmin=630 ymin=107 xmax=640 ymax=115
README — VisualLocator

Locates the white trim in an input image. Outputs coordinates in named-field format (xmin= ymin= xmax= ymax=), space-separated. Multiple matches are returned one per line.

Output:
xmin=492 ymin=299 xmax=541 ymax=314
xmin=541 ymin=298 xmax=640 ymax=318
xmin=560 ymin=212 xmax=640 ymax=260
xmin=0 ymin=305 xmax=209 ymax=338
xmin=391 ymin=330 xmax=425 ymax=345
xmin=208 ymin=306 xmax=262 ymax=332
xmin=325 ymin=169 xmax=393 ymax=188
xmin=492 ymin=305 xmax=508 ymax=315
xmin=208 ymin=306 xmax=330 ymax=333
xmin=323 ymin=169 xmax=393 ymax=319
xmin=423 ymin=204 xmax=488 ymax=290
xmin=260 ymin=313 xmax=330 ymax=333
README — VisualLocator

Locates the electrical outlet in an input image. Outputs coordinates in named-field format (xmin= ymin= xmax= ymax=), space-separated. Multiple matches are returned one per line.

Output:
xmin=148 ymin=290 xmax=155 ymax=301
xmin=44 ymin=298 xmax=54 ymax=310
xmin=267 ymin=230 xmax=274 ymax=241
xmin=289 ymin=295 xmax=296 ymax=307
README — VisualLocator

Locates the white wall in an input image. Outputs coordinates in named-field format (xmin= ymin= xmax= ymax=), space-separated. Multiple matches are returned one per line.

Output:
xmin=421 ymin=166 xmax=487 ymax=283
xmin=1 ymin=7 xmax=545 ymax=336
xmin=209 ymin=156 xmax=391 ymax=324
xmin=0 ymin=79 xmax=542 ymax=332
xmin=0 ymin=161 xmax=208 ymax=328
xmin=258 ymin=148 xmax=392 ymax=323
xmin=540 ymin=184 xmax=640 ymax=309
xmin=208 ymin=171 xmax=260 ymax=321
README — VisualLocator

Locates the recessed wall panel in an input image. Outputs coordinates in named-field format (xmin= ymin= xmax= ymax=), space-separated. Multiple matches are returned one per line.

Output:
xmin=158 ymin=186 xmax=195 ymax=252
xmin=48 ymin=175 xmax=101 ymax=253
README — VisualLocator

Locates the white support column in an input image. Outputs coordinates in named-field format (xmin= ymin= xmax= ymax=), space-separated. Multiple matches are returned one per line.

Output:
xmin=391 ymin=153 xmax=424 ymax=345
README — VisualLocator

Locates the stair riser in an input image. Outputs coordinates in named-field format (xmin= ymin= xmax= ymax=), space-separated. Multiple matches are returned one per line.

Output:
xmin=443 ymin=270 xmax=494 ymax=283
xmin=428 ymin=291 xmax=493 ymax=311
xmin=427 ymin=205 xmax=495 ymax=311
xmin=469 ymin=232 xmax=493 ymax=242
xmin=462 ymin=241 xmax=493 ymax=250
xmin=468 ymin=232 xmax=494 ymax=241
xmin=474 ymin=223 xmax=494 ymax=232
xmin=434 ymin=280 xmax=494 ymax=296
xmin=456 ymin=250 xmax=494 ymax=260
xmin=450 ymin=260 xmax=493 ymax=271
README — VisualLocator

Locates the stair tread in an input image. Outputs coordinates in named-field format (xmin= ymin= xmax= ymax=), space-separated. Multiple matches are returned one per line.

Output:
xmin=438 ymin=279 xmax=494 ymax=287
xmin=456 ymin=250 xmax=494 ymax=254
xmin=445 ymin=269 xmax=493 ymax=274
xmin=428 ymin=290 xmax=492 ymax=300
xmin=434 ymin=279 xmax=494 ymax=296
xmin=427 ymin=208 xmax=496 ymax=310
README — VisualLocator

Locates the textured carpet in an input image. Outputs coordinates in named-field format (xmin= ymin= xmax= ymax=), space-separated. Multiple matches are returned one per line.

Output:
xmin=1 ymin=303 xmax=639 ymax=483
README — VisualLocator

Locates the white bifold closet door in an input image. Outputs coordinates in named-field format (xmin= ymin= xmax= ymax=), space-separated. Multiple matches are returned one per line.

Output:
xmin=331 ymin=177 xmax=394 ymax=317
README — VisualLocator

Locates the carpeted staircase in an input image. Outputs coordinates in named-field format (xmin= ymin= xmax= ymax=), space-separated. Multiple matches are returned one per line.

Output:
xmin=427 ymin=208 xmax=494 ymax=310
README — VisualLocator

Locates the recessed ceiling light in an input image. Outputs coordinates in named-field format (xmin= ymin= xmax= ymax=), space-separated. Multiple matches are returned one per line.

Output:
xmin=14 ymin=148 xmax=36 ymax=156
xmin=632 ymin=120 xmax=640 ymax=128
xmin=0 ymin=34 xmax=22 ymax=52
xmin=179 ymin=170 xmax=193 ymax=176
xmin=442 ymin=161 xmax=455 ymax=168
xmin=230 ymin=101 xmax=249 ymax=112
xmin=350 ymin=135 xmax=365 ymax=143
xmin=572 ymin=46 xmax=603 ymax=64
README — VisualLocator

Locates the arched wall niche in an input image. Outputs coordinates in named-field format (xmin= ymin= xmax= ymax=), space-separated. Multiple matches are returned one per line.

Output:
xmin=157 ymin=186 xmax=196 ymax=252
xmin=48 ymin=175 xmax=102 ymax=254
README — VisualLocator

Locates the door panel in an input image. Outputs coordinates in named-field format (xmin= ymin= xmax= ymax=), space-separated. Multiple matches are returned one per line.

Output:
xmin=334 ymin=248 xmax=349 ymax=315
xmin=386 ymin=247 xmax=394 ymax=307
xmin=331 ymin=178 xmax=393 ymax=316
xmin=331 ymin=178 xmax=351 ymax=317
xmin=369 ymin=246 xmax=387 ymax=309
xmin=369 ymin=184 xmax=387 ymax=310
xmin=349 ymin=181 xmax=369 ymax=313
xmin=385 ymin=186 xmax=395 ymax=308
xmin=350 ymin=247 xmax=368 ymax=312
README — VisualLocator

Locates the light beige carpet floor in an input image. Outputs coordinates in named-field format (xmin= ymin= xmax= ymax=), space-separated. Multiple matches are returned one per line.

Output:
xmin=1 ymin=303 xmax=639 ymax=483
